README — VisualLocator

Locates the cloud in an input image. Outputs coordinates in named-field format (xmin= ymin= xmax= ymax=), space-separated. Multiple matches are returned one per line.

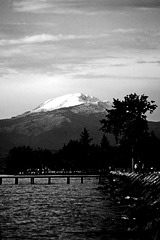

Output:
xmin=13 ymin=0 xmax=53 ymax=13
xmin=0 ymin=33 xmax=109 ymax=46
xmin=137 ymin=60 xmax=160 ymax=65
xmin=13 ymin=0 xmax=160 ymax=15
xmin=0 ymin=34 xmax=54 ymax=45
xmin=1 ymin=30 xmax=158 ymax=55
xmin=112 ymin=28 xmax=136 ymax=33
xmin=12 ymin=0 xmax=86 ymax=14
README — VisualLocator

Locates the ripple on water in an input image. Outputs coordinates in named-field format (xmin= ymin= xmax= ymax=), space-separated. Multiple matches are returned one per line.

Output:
xmin=0 ymin=178 xmax=128 ymax=239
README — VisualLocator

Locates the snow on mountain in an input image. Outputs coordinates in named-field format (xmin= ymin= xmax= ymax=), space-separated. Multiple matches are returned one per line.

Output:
xmin=32 ymin=93 xmax=110 ymax=113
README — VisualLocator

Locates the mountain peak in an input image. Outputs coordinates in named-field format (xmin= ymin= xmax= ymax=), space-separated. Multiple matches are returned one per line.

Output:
xmin=32 ymin=93 xmax=101 ymax=113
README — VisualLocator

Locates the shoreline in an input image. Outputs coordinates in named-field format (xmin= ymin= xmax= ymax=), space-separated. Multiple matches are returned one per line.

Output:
xmin=106 ymin=171 xmax=160 ymax=239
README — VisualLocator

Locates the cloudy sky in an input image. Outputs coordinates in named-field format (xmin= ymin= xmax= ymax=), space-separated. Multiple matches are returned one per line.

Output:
xmin=0 ymin=0 xmax=160 ymax=120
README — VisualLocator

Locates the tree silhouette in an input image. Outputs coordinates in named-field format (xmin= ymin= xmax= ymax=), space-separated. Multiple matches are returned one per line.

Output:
xmin=100 ymin=134 xmax=110 ymax=151
xmin=99 ymin=134 xmax=111 ymax=171
xmin=6 ymin=146 xmax=33 ymax=174
xmin=100 ymin=93 xmax=157 ymax=168
xmin=79 ymin=127 xmax=93 ymax=147
xmin=78 ymin=128 xmax=93 ymax=171
xmin=60 ymin=140 xmax=81 ymax=172
xmin=5 ymin=146 xmax=53 ymax=174
xmin=101 ymin=93 xmax=157 ymax=145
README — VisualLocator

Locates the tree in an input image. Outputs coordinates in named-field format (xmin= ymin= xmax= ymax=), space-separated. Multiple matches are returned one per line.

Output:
xmin=60 ymin=140 xmax=81 ymax=172
xmin=100 ymin=93 xmax=157 ymax=167
xmin=78 ymin=128 xmax=93 ymax=171
xmin=99 ymin=134 xmax=111 ymax=171
xmin=137 ymin=132 xmax=160 ymax=170
xmin=100 ymin=134 xmax=110 ymax=151
xmin=101 ymin=93 xmax=157 ymax=144
xmin=5 ymin=146 xmax=53 ymax=174
xmin=79 ymin=127 xmax=93 ymax=147
xmin=6 ymin=146 xmax=33 ymax=174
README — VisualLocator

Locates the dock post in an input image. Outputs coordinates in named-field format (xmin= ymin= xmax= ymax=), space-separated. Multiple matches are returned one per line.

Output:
xmin=67 ymin=177 xmax=70 ymax=184
xmin=81 ymin=177 xmax=83 ymax=184
xmin=48 ymin=177 xmax=51 ymax=184
xmin=98 ymin=176 xmax=102 ymax=184
xmin=15 ymin=177 xmax=18 ymax=185
xmin=31 ymin=177 xmax=34 ymax=184
xmin=0 ymin=177 xmax=2 ymax=185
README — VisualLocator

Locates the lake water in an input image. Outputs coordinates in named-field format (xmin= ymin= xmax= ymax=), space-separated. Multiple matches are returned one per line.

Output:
xmin=0 ymin=177 xmax=130 ymax=240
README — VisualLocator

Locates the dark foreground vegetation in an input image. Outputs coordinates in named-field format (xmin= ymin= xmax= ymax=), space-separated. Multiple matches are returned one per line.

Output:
xmin=1 ymin=128 xmax=160 ymax=175
xmin=1 ymin=128 xmax=112 ymax=174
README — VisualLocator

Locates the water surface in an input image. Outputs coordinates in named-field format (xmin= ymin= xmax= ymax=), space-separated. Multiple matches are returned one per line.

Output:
xmin=0 ymin=177 xmax=128 ymax=239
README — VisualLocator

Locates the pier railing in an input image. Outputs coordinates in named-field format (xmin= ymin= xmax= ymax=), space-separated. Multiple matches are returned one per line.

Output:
xmin=0 ymin=174 xmax=104 ymax=185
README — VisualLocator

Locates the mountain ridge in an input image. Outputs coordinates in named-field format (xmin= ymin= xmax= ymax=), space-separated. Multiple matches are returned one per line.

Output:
xmin=31 ymin=93 xmax=112 ymax=114
xmin=0 ymin=93 xmax=160 ymax=155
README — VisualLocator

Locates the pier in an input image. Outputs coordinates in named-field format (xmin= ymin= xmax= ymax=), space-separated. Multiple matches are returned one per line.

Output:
xmin=0 ymin=174 xmax=104 ymax=185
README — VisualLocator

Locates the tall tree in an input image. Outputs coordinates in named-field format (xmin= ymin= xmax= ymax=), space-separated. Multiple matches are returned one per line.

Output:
xmin=79 ymin=128 xmax=93 ymax=171
xmin=100 ymin=134 xmax=110 ymax=151
xmin=99 ymin=134 xmax=111 ymax=171
xmin=101 ymin=93 xmax=157 ymax=144
xmin=79 ymin=127 xmax=93 ymax=147
xmin=100 ymin=93 xmax=157 ymax=163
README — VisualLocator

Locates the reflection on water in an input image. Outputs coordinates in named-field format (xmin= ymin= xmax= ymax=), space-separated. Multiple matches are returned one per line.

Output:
xmin=0 ymin=178 xmax=126 ymax=239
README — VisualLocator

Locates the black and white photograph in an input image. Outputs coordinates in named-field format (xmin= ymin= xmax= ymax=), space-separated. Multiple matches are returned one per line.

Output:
xmin=0 ymin=0 xmax=160 ymax=239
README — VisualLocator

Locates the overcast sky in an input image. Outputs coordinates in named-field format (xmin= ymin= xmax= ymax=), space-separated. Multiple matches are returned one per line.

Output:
xmin=0 ymin=0 xmax=160 ymax=121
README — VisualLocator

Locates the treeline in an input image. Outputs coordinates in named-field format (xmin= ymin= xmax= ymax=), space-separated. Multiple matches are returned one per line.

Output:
xmin=5 ymin=146 xmax=52 ymax=174
xmin=3 ymin=128 xmax=113 ymax=174
xmin=2 ymin=127 xmax=160 ymax=174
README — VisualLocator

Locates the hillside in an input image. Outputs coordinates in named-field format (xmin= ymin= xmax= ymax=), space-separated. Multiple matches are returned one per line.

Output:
xmin=0 ymin=93 xmax=159 ymax=155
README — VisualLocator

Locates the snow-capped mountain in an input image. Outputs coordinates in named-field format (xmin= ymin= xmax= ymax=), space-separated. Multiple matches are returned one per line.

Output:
xmin=0 ymin=93 xmax=159 ymax=155
xmin=32 ymin=93 xmax=111 ymax=113
xmin=0 ymin=93 xmax=113 ymax=154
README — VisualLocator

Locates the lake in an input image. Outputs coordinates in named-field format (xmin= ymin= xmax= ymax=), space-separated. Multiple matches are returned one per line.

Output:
xmin=0 ymin=177 xmax=131 ymax=239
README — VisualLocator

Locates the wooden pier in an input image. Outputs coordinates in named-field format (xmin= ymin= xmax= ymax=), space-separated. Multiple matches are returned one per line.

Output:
xmin=0 ymin=174 xmax=104 ymax=185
